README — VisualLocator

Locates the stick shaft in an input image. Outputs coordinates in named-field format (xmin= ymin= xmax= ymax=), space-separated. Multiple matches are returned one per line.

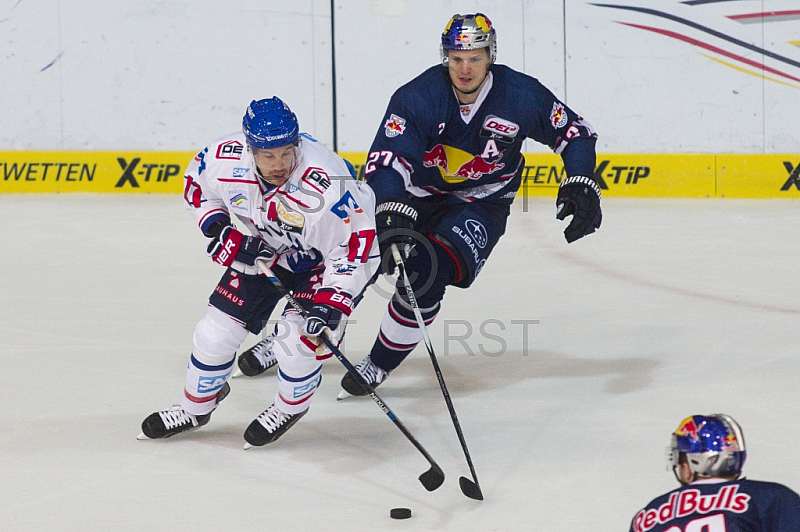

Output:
xmin=254 ymin=258 xmax=444 ymax=491
xmin=391 ymin=245 xmax=483 ymax=498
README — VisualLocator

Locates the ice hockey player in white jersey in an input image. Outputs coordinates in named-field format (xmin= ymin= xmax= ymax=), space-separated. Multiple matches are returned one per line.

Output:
xmin=138 ymin=96 xmax=379 ymax=447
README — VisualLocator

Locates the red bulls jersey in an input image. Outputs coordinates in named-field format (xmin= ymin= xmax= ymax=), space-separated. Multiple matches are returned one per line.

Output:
xmin=630 ymin=478 xmax=800 ymax=532
xmin=365 ymin=64 xmax=597 ymax=205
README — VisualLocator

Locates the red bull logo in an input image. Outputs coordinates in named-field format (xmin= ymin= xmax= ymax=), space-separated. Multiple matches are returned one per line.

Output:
xmin=384 ymin=114 xmax=407 ymax=138
xmin=675 ymin=417 xmax=700 ymax=441
xmin=550 ymin=102 xmax=568 ymax=129
xmin=423 ymin=144 xmax=505 ymax=183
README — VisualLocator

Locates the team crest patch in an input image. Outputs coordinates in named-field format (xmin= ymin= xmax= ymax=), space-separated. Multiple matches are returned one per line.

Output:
xmin=229 ymin=190 xmax=248 ymax=210
xmin=550 ymin=102 xmax=568 ymax=129
xmin=384 ymin=114 xmax=407 ymax=137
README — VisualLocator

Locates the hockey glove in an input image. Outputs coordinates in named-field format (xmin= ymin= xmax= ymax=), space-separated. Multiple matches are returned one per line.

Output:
xmin=302 ymin=304 xmax=348 ymax=357
xmin=207 ymin=225 xmax=276 ymax=267
xmin=302 ymin=288 xmax=353 ymax=357
xmin=556 ymin=175 xmax=602 ymax=243
xmin=375 ymin=198 xmax=419 ymax=275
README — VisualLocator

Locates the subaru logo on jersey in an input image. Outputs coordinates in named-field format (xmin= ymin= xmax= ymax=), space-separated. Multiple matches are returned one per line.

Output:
xmin=233 ymin=167 xmax=249 ymax=178
xmin=465 ymin=219 xmax=488 ymax=248
xmin=550 ymin=102 xmax=568 ymax=129
xmin=475 ymin=258 xmax=486 ymax=277
xmin=229 ymin=190 xmax=248 ymax=211
xmin=384 ymin=114 xmax=407 ymax=137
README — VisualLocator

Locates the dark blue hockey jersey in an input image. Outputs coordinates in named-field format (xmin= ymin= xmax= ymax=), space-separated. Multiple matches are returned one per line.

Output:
xmin=365 ymin=64 xmax=597 ymax=205
xmin=630 ymin=478 xmax=800 ymax=532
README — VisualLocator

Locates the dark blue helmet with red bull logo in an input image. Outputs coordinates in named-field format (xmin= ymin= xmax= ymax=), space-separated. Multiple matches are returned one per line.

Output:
xmin=440 ymin=13 xmax=497 ymax=67
xmin=668 ymin=414 xmax=747 ymax=482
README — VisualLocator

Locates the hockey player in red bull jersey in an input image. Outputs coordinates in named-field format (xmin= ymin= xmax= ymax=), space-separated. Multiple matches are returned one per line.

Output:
xmin=339 ymin=13 xmax=602 ymax=396
xmin=630 ymin=414 xmax=800 ymax=532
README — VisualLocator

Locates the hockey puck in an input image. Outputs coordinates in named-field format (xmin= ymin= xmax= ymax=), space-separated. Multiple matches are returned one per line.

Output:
xmin=390 ymin=507 xmax=412 ymax=519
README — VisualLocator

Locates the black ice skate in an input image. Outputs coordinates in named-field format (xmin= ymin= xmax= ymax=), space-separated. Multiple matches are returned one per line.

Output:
xmin=337 ymin=355 xmax=388 ymax=400
xmin=243 ymin=404 xmax=308 ymax=448
xmin=137 ymin=382 xmax=230 ymax=440
xmin=232 ymin=337 xmax=277 ymax=377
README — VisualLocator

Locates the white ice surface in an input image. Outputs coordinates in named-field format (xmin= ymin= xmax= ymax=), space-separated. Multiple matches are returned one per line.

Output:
xmin=1 ymin=195 xmax=799 ymax=531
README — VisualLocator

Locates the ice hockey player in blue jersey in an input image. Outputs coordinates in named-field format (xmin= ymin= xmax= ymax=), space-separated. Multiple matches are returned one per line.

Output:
xmin=630 ymin=414 xmax=800 ymax=532
xmin=339 ymin=13 xmax=601 ymax=396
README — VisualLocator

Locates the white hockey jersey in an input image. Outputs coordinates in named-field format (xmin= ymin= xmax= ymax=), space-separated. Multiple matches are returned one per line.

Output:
xmin=182 ymin=132 xmax=379 ymax=312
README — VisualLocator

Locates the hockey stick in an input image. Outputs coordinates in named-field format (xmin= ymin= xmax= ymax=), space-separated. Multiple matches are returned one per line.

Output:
xmin=254 ymin=257 xmax=445 ymax=492
xmin=391 ymin=244 xmax=484 ymax=501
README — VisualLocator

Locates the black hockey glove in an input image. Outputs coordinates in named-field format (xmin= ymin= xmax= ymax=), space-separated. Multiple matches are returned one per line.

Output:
xmin=304 ymin=304 xmax=344 ymax=338
xmin=207 ymin=224 xmax=276 ymax=267
xmin=375 ymin=198 xmax=419 ymax=275
xmin=556 ymin=176 xmax=602 ymax=244
xmin=303 ymin=303 xmax=347 ymax=356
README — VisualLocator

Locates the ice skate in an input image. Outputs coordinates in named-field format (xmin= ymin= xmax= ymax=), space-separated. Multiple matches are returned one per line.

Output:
xmin=232 ymin=337 xmax=277 ymax=378
xmin=138 ymin=382 xmax=230 ymax=440
xmin=337 ymin=355 xmax=388 ymax=400
xmin=243 ymin=403 xmax=308 ymax=448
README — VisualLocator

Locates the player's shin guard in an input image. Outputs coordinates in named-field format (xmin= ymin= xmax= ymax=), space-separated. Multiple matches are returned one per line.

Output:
xmin=370 ymin=293 xmax=441 ymax=372
xmin=243 ymin=312 xmax=319 ymax=446
xmin=340 ymin=296 xmax=440 ymax=397
xmin=275 ymin=364 xmax=322 ymax=414
xmin=180 ymin=306 xmax=247 ymax=415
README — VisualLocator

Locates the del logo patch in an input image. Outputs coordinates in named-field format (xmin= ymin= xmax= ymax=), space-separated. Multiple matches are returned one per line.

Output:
xmin=277 ymin=202 xmax=305 ymax=229
xmin=483 ymin=115 xmax=519 ymax=136
xmin=384 ymin=114 xmax=407 ymax=137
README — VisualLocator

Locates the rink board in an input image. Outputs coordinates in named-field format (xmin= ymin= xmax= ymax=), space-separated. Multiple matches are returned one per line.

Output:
xmin=1 ymin=151 xmax=798 ymax=198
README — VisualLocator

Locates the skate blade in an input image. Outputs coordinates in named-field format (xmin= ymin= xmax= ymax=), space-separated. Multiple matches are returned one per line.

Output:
xmin=231 ymin=367 xmax=244 ymax=378
xmin=243 ymin=442 xmax=253 ymax=450
xmin=336 ymin=389 xmax=351 ymax=401
xmin=136 ymin=432 xmax=150 ymax=441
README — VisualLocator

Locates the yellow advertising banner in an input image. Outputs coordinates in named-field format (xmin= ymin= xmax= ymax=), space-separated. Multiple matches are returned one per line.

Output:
xmin=0 ymin=151 xmax=193 ymax=193
xmin=342 ymin=152 xmax=719 ymax=198
xmin=717 ymin=154 xmax=800 ymax=198
xmin=2 ymin=151 xmax=798 ymax=198
xmin=520 ymin=153 xmax=716 ymax=198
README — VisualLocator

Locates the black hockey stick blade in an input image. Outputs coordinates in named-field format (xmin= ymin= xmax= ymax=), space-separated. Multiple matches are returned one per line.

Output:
xmin=459 ymin=476 xmax=484 ymax=500
xmin=420 ymin=464 xmax=446 ymax=492
xmin=255 ymin=257 xmax=446 ymax=493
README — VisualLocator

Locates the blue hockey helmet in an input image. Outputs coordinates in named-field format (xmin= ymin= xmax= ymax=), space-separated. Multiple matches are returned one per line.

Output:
xmin=668 ymin=414 xmax=746 ymax=481
xmin=440 ymin=13 xmax=497 ymax=66
xmin=242 ymin=97 xmax=299 ymax=150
